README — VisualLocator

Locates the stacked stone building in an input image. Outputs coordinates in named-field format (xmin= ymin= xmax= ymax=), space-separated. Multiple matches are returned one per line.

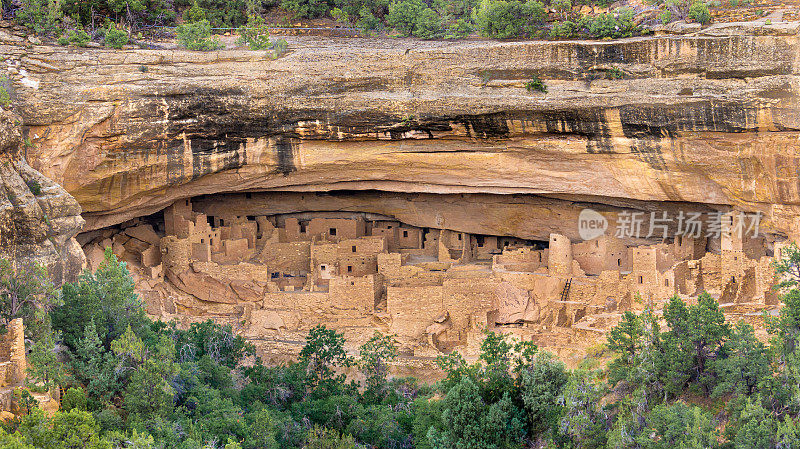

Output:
xmin=79 ymin=195 xmax=782 ymax=364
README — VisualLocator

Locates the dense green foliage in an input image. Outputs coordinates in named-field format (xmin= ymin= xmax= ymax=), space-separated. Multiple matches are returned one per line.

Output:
xmin=387 ymin=0 xmax=441 ymax=38
xmin=525 ymin=76 xmax=547 ymax=93
xmin=580 ymin=9 xmax=638 ymax=38
xmin=9 ymin=0 xmax=719 ymax=44
xmin=176 ymin=19 xmax=224 ymax=50
xmin=104 ymin=23 xmax=129 ymax=48
xmin=236 ymin=14 xmax=289 ymax=57
xmin=236 ymin=14 xmax=271 ymax=49
xmin=2 ymin=242 xmax=800 ymax=447
xmin=51 ymin=249 xmax=148 ymax=349
xmin=0 ymin=83 xmax=10 ymax=108
xmin=57 ymin=29 xmax=90 ymax=46
xmin=688 ymin=1 xmax=711 ymax=23
xmin=472 ymin=0 xmax=545 ymax=38
xmin=15 ymin=0 xmax=64 ymax=35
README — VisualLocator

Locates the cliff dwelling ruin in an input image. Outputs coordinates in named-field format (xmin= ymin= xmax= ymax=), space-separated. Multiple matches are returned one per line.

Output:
xmin=1 ymin=26 xmax=797 ymax=370
xmin=77 ymin=191 xmax=785 ymax=365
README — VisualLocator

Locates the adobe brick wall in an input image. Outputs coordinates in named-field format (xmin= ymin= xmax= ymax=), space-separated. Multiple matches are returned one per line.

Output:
xmin=140 ymin=199 xmax=782 ymax=365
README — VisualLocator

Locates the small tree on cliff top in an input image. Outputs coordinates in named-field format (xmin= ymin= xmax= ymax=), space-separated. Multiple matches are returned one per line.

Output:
xmin=176 ymin=19 xmax=224 ymax=51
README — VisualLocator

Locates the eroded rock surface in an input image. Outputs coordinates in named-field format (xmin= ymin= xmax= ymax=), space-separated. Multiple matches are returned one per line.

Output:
xmin=0 ymin=110 xmax=84 ymax=284
xmin=0 ymin=31 xmax=798 ymax=241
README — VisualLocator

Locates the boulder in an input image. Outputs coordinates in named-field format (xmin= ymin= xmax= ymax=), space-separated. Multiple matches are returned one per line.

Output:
xmin=124 ymin=224 xmax=161 ymax=247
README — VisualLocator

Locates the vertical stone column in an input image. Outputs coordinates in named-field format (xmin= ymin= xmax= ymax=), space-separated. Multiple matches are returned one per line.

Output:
xmin=548 ymin=233 xmax=573 ymax=276
xmin=461 ymin=233 xmax=474 ymax=263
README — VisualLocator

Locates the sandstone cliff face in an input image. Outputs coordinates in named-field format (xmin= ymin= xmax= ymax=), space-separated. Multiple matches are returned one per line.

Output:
xmin=0 ymin=110 xmax=84 ymax=284
xmin=0 ymin=27 xmax=798 ymax=242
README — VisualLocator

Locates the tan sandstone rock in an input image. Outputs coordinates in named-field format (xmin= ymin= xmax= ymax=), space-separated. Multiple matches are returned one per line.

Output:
xmin=0 ymin=32 xmax=795 ymax=244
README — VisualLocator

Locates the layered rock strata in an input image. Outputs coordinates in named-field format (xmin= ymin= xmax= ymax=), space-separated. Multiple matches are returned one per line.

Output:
xmin=0 ymin=28 xmax=796 ymax=242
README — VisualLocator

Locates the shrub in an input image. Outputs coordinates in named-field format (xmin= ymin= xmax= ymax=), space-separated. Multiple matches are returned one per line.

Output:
xmin=331 ymin=7 xmax=350 ymax=23
xmin=281 ymin=0 xmax=332 ymax=18
xmin=583 ymin=10 xmax=637 ymax=38
xmin=356 ymin=7 xmax=381 ymax=32
xmin=615 ymin=9 xmax=638 ymax=35
xmin=105 ymin=23 xmax=129 ymax=49
xmin=237 ymin=14 xmax=271 ymax=50
xmin=520 ymin=351 xmax=567 ymax=435
xmin=432 ymin=0 xmax=478 ymax=19
xmin=270 ymin=39 xmax=289 ymax=59
xmin=387 ymin=0 xmax=428 ymax=36
xmin=66 ymin=29 xmax=90 ymax=47
xmin=181 ymin=0 xmax=247 ymax=27
xmin=332 ymin=0 xmax=386 ymax=31
xmin=26 ymin=180 xmax=42 ymax=196
xmin=549 ymin=20 xmax=576 ymax=38
xmin=93 ymin=408 xmax=123 ymax=433
xmin=414 ymin=7 xmax=442 ymax=38
xmin=14 ymin=388 xmax=38 ymax=414
xmin=57 ymin=35 xmax=69 ymax=45
xmin=61 ymin=387 xmax=88 ymax=412
xmin=605 ymin=67 xmax=623 ymax=79
xmin=304 ymin=425 xmax=357 ymax=448
xmin=525 ymin=76 xmax=547 ymax=93
xmin=444 ymin=18 xmax=474 ymax=38
xmin=472 ymin=0 xmax=545 ymax=38
xmin=659 ymin=9 xmax=672 ymax=24
xmin=0 ymin=86 xmax=9 ymax=108
xmin=16 ymin=0 xmax=63 ymax=35
xmin=584 ymin=12 xmax=615 ymax=38
xmin=688 ymin=1 xmax=711 ymax=24
xmin=551 ymin=0 xmax=572 ymax=19
xmin=664 ymin=0 xmax=691 ymax=13
xmin=176 ymin=19 xmax=223 ymax=51
xmin=183 ymin=0 xmax=208 ymax=22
